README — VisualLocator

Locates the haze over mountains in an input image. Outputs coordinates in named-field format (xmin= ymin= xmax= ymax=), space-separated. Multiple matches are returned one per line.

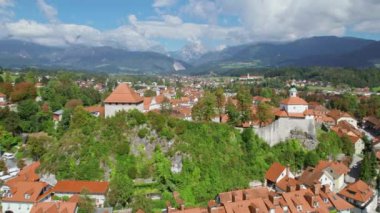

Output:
xmin=1 ymin=36 xmax=380 ymax=74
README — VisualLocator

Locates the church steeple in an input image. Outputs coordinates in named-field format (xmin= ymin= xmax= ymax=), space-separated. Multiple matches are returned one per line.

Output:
xmin=289 ymin=86 xmax=297 ymax=97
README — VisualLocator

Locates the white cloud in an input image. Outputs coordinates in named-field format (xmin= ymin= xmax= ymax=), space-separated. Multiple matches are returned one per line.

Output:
xmin=36 ymin=0 xmax=58 ymax=23
xmin=181 ymin=0 xmax=220 ymax=24
xmin=153 ymin=0 xmax=176 ymax=8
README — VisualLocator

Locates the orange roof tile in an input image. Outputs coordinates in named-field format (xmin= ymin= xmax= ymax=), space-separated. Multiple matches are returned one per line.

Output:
xmin=6 ymin=162 xmax=40 ymax=186
xmin=281 ymin=96 xmax=308 ymax=105
xmin=339 ymin=180 xmax=374 ymax=203
xmin=265 ymin=162 xmax=286 ymax=183
xmin=2 ymin=181 xmax=48 ymax=203
xmin=104 ymin=83 xmax=143 ymax=104
xmin=53 ymin=180 xmax=109 ymax=195
xmin=84 ymin=106 xmax=105 ymax=117
xmin=0 ymin=92 xmax=6 ymax=97
xmin=30 ymin=201 xmax=77 ymax=213
xmin=144 ymin=97 xmax=152 ymax=110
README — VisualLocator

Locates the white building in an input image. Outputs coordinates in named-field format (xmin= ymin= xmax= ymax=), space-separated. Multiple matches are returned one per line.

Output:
xmin=1 ymin=181 xmax=51 ymax=213
xmin=52 ymin=180 xmax=109 ymax=208
xmin=278 ymin=87 xmax=310 ymax=117
xmin=104 ymin=83 xmax=144 ymax=117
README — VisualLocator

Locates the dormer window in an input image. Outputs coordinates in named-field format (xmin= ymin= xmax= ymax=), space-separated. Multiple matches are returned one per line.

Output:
xmin=296 ymin=205 xmax=302 ymax=212
xmin=24 ymin=194 xmax=31 ymax=199
xmin=323 ymin=198 xmax=329 ymax=203
xmin=313 ymin=201 xmax=319 ymax=208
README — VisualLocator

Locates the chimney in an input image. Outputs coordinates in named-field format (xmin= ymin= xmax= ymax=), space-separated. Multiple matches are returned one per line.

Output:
xmin=305 ymin=193 xmax=317 ymax=208
xmin=312 ymin=183 xmax=321 ymax=195
xmin=180 ymin=204 xmax=185 ymax=210
xmin=286 ymin=164 xmax=290 ymax=177
xmin=269 ymin=193 xmax=280 ymax=206
xmin=208 ymin=200 xmax=218 ymax=213
xmin=166 ymin=201 xmax=172 ymax=213
xmin=322 ymin=184 xmax=330 ymax=193
xmin=286 ymin=184 xmax=296 ymax=192
xmin=243 ymin=191 xmax=250 ymax=200
xmin=249 ymin=203 xmax=259 ymax=213
xmin=232 ymin=192 xmax=241 ymax=202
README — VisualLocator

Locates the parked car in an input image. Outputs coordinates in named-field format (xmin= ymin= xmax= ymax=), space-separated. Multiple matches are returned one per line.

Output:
xmin=2 ymin=152 xmax=14 ymax=160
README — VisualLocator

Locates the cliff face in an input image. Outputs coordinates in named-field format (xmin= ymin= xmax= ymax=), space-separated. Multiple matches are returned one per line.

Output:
xmin=254 ymin=118 xmax=317 ymax=148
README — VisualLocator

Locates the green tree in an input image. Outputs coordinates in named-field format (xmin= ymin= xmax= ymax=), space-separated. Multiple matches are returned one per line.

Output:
xmin=257 ymin=102 xmax=274 ymax=127
xmin=191 ymin=92 xmax=216 ymax=122
xmin=225 ymin=100 xmax=240 ymax=126
xmin=160 ymin=97 xmax=173 ymax=115
xmin=144 ymin=89 xmax=156 ymax=97
xmin=0 ymin=159 xmax=7 ymax=174
xmin=78 ymin=190 xmax=96 ymax=213
xmin=131 ymin=194 xmax=153 ymax=213
xmin=236 ymin=87 xmax=252 ymax=122
xmin=360 ymin=152 xmax=377 ymax=183
xmin=215 ymin=87 xmax=225 ymax=122
xmin=17 ymin=159 xmax=26 ymax=169
xmin=304 ymin=151 xmax=320 ymax=167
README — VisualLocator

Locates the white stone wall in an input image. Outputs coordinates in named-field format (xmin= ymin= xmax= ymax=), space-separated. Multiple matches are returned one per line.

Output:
xmin=275 ymin=168 xmax=295 ymax=183
xmin=254 ymin=118 xmax=317 ymax=147
xmin=2 ymin=201 xmax=33 ymax=213
xmin=337 ymin=117 xmax=358 ymax=128
xmin=280 ymin=104 xmax=308 ymax=114
xmin=0 ymin=97 xmax=5 ymax=102
xmin=105 ymin=103 xmax=143 ymax=117
xmin=319 ymin=173 xmax=334 ymax=191
xmin=354 ymin=139 xmax=364 ymax=155
xmin=55 ymin=193 xmax=106 ymax=207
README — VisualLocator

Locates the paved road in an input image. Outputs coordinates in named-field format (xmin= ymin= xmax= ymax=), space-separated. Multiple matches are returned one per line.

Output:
xmin=346 ymin=155 xmax=362 ymax=183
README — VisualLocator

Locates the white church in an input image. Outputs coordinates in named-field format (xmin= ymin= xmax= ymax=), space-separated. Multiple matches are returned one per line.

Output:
xmin=276 ymin=87 xmax=314 ymax=120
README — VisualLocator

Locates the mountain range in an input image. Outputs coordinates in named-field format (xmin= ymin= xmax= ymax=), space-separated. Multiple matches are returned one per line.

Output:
xmin=0 ymin=36 xmax=380 ymax=74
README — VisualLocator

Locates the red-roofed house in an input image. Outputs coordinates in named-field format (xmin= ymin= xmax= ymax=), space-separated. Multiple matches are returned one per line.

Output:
xmin=52 ymin=180 xmax=109 ymax=207
xmin=275 ymin=87 xmax=314 ymax=120
xmin=0 ymin=92 xmax=7 ymax=107
xmin=104 ymin=83 xmax=144 ymax=117
xmin=265 ymin=162 xmax=294 ymax=188
xmin=30 ymin=201 xmax=78 ymax=213
xmin=339 ymin=180 xmax=377 ymax=212
xmin=2 ymin=181 xmax=52 ymax=213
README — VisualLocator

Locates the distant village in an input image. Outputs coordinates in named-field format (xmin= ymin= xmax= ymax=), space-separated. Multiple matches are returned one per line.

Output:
xmin=0 ymin=72 xmax=380 ymax=213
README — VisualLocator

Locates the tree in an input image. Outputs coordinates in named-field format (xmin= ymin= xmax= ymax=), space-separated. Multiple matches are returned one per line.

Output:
xmin=107 ymin=169 xmax=134 ymax=208
xmin=65 ymin=99 xmax=83 ymax=110
xmin=191 ymin=92 xmax=216 ymax=122
xmin=10 ymin=82 xmax=37 ymax=102
xmin=225 ymin=100 xmax=240 ymax=126
xmin=360 ymin=152 xmax=377 ymax=183
xmin=215 ymin=87 xmax=225 ymax=123
xmin=341 ymin=136 xmax=355 ymax=157
xmin=144 ymin=89 xmax=156 ymax=97
xmin=27 ymin=135 xmax=51 ymax=160
xmin=257 ymin=102 xmax=274 ymax=127
xmin=304 ymin=151 xmax=320 ymax=167
xmin=0 ymin=127 xmax=19 ymax=151
xmin=236 ymin=87 xmax=252 ymax=123
xmin=17 ymin=159 xmax=26 ymax=169
xmin=131 ymin=194 xmax=153 ymax=213
xmin=160 ymin=97 xmax=173 ymax=115
xmin=78 ymin=189 xmax=95 ymax=213
xmin=0 ymin=160 xmax=7 ymax=174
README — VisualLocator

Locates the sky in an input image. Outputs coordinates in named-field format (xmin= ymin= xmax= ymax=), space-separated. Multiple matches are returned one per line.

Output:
xmin=1 ymin=0 xmax=380 ymax=52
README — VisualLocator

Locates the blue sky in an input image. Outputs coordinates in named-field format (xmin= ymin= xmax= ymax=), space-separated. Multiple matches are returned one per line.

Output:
xmin=1 ymin=0 xmax=380 ymax=52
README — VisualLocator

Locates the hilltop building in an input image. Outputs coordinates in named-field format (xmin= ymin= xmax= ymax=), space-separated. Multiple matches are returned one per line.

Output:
xmin=104 ymin=83 xmax=144 ymax=117
xmin=255 ymin=86 xmax=317 ymax=146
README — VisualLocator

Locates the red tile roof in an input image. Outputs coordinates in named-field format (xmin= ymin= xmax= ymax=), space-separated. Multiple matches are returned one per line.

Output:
xmin=280 ymin=96 xmax=308 ymax=105
xmin=6 ymin=162 xmax=40 ymax=186
xmin=30 ymin=201 xmax=78 ymax=213
xmin=84 ymin=106 xmax=105 ymax=117
xmin=0 ymin=92 xmax=6 ymax=97
xmin=53 ymin=180 xmax=109 ymax=195
xmin=265 ymin=162 xmax=286 ymax=183
xmin=104 ymin=83 xmax=143 ymax=104
xmin=339 ymin=180 xmax=374 ymax=203
xmin=2 ymin=181 xmax=48 ymax=203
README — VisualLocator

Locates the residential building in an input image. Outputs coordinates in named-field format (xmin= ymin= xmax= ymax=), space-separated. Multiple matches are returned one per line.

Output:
xmin=327 ymin=109 xmax=358 ymax=128
xmin=331 ymin=121 xmax=365 ymax=155
xmin=30 ymin=201 xmax=78 ymax=213
xmin=339 ymin=180 xmax=377 ymax=213
xmin=52 ymin=180 xmax=109 ymax=207
xmin=298 ymin=161 xmax=349 ymax=192
xmin=2 ymin=181 xmax=52 ymax=213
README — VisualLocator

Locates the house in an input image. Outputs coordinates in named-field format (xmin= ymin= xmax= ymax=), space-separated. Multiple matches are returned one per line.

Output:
xmin=252 ymin=96 xmax=271 ymax=105
xmin=327 ymin=109 xmax=358 ymax=128
xmin=52 ymin=180 xmax=109 ymax=207
xmin=299 ymin=161 xmax=349 ymax=192
xmin=339 ymin=180 xmax=377 ymax=212
xmin=53 ymin=110 xmax=64 ymax=122
xmin=298 ymin=161 xmax=349 ymax=193
xmin=0 ymin=92 xmax=7 ymax=107
xmin=84 ymin=105 xmax=105 ymax=118
xmin=104 ymin=83 xmax=144 ymax=117
xmin=331 ymin=121 xmax=365 ymax=155
xmin=363 ymin=116 xmax=380 ymax=136
xmin=265 ymin=162 xmax=294 ymax=187
xmin=1 ymin=181 xmax=52 ymax=213
xmin=30 ymin=201 xmax=78 ymax=213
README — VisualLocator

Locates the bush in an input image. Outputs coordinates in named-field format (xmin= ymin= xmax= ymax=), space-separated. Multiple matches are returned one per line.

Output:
xmin=138 ymin=128 xmax=149 ymax=139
